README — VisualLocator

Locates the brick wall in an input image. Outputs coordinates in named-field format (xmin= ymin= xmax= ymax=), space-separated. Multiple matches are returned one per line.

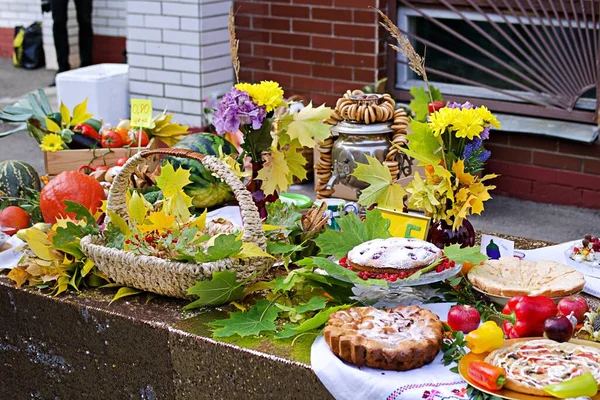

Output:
xmin=485 ymin=132 xmax=600 ymax=208
xmin=126 ymin=0 xmax=234 ymax=126
xmin=233 ymin=0 xmax=392 ymax=106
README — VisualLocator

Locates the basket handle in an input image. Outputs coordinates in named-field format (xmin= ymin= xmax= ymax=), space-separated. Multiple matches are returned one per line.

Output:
xmin=106 ymin=148 xmax=266 ymax=248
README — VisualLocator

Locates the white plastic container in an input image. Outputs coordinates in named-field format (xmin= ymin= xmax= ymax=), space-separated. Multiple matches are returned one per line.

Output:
xmin=56 ymin=64 xmax=130 ymax=125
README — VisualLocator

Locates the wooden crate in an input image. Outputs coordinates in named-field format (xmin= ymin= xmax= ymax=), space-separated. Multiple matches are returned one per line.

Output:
xmin=44 ymin=138 xmax=159 ymax=175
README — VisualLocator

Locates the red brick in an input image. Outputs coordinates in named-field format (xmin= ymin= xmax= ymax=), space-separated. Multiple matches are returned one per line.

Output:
xmin=353 ymin=68 xmax=375 ymax=82
xmin=313 ymin=65 xmax=352 ymax=80
xmin=333 ymin=80 xmax=362 ymax=94
xmin=236 ymin=28 xmax=270 ymax=43
xmin=353 ymin=10 xmax=376 ymax=23
xmin=271 ymin=4 xmax=309 ymax=18
xmin=482 ymin=144 xmax=532 ymax=164
xmin=486 ymin=130 xmax=509 ymax=145
xmin=253 ymin=17 xmax=290 ymax=31
xmin=234 ymin=1 xmax=270 ymax=15
xmin=294 ymin=48 xmax=332 ymax=63
xmin=312 ymin=36 xmax=353 ymax=52
xmin=492 ymin=176 xmax=533 ymax=197
xmin=312 ymin=7 xmax=351 ymax=21
xmin=294 ymin=0 xmax=332 ymax=4
xmin=239 ymin=55 xmax=271 ymax=70
xmin=584 ymin=159 xmax=600 ymax=175
xmin=235 ymin=15 xmax=251 ymax=27
xmin=510 ymin=163 xmax=558 ymax=183
xmin=533 ymin=151 xmax=582 ymax=171
xmin=335 ymin=0 xmax=376 ymax=6
xmin=559 ymin=140 xmax=600 ymax=158
xmin=509 ymin=133 xmax=558 ymax=152
xmin=292 ymin=76 xmax=333 ymax=92
xmin=92 ymin=35 xmax=126 ymax=64
xmin=239 ymin=41 xmax=252 ymax=55
xmin=293 ymin=20 xmax=332 ymax=35
xmin=581 ymin=189 xmax=600 ymax=209
xmin=272 ymin=59 xmax=310 ymax=76
xmin=272 ymin=32 xmax=310 ymax=46
xmin=354 ymin=39 xmax=376 ymax=54
xmin=557 ymin=170 xmax=600 ymax=190
xmin=485 ymin=160 xmax=512 ymax=176
xmin=254 ymin=71 xmax=292 ymax=87
xmin=531 ymin=182 xmax=583 ymax=206
xmin=334 ymin=23 xmax=375 ymax=38
xmin=239 ymin=69 xmax=254 ymax=82
xmin=311 ymin=93 xmax=339 ymax=106
xmin=252 ymin=44 xmax=291 ymax=59
xmin=335 ymin=52 xmax=375 ymax=67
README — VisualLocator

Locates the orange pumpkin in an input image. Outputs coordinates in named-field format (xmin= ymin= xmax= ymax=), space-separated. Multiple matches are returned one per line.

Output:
xmin=40 ymin=171 xmax=107 ymax=223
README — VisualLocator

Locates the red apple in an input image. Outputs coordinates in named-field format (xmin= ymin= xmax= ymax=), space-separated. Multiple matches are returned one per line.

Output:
xmin=557 ymin=295 xmax=589 ymax=324
xmin=447 ymin=305 xmax=481 ymax=333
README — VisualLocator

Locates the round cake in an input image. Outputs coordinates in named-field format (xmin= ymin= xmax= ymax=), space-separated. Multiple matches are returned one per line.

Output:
xmin=347 ymin=238 xmax=443 ymax=274
xmin=323 ymin=305 xmax=444 ymax=371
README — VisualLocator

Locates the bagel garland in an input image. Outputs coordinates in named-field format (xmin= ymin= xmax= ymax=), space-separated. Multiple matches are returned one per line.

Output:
xmin=317 ymin=90 xmax=410 ymax=198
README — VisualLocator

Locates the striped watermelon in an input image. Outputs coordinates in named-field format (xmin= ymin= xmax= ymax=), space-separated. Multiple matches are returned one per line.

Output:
xmin=0 ymin=160 xmax=41 ymax=200
xmin=164 ymin=133 xmax=237 ymax=209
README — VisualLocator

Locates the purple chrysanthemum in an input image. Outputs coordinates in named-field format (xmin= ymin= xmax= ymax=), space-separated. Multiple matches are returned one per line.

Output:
xmin=480 ymin=126 xmax=491 ymax=140
xmin=447 ymin=101 xmax=474 ymax=110
xmin=213 ymin=88 xmax=266 ymax=135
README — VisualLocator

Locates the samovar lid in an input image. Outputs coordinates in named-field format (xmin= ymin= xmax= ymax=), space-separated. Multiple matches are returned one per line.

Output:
xmin=331 ymin=120 xmax=393 ymax=135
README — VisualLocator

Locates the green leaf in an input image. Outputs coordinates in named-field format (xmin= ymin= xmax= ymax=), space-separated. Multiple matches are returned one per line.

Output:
xmin=297 ymin=257 xmax=388 ymax=287
xmin=430 ymin=86 xmax=443 ymax=101
xmin=444 ymin=244 xmax=488 ymax=265
xmin=53 ymin=221 xmax=96 ymax=251
xmin=28 ymin=93 xmax=46 ymax=119
xmin=109 ymin=287 xmax=142 ymax=304
xmin=37 ymin=89 xmax=53 ymax=115
xmin=184 ymin=270 xmax=245 ymax=309
xmin=400 ymin=119 xmax=443 ymax=166
xmin=295 ymin=296 xmax=327 ymax=314
xmin=408 ymin=86 xmax=443 ymax=122
xmin=275 ymin=304 xmax=351 ymax=339
xmin=103 ymin=223 xmax=125 ymax=249
xmin=195 ymin=234 xmax=243 ymax=263
xmin=351 ymin=155 xmax=407 ymax=209
xmin=81 ymin=258 xmax=94 ymax=277
xmin=209 ymin=299 xmax=280 ymax=337
xmin=266 ymin=241 xmax=305 ymax=255
xmin=64 ymin=201 xmax=96 ymax=225
xmin=314 ymin=209 xmax=391 ymax=258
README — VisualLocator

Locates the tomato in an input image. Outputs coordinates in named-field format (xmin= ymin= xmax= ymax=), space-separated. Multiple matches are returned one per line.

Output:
xmin=101 ymin=130 xmax=124 ymax=148
xmin=114 ymin=126 xmax=132 ymax=145
xmin=115 ymin=157 xmax=128 ymax=167
xmin=128 ymin=129 xmax=149 ymax=147
xmin=0 ymin=206 xmax=30 ymax=235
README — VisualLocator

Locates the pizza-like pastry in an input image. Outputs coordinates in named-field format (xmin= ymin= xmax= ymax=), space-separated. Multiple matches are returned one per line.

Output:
xmin=324 ymin=305 xmax=444 ymax=371
xmin=468 ymin=257 xmax=585 ymax=297
xmin=347 ymin=238 xmax=443 ymax=274
xmin=485 ymin=339 xmax=600 ymax=396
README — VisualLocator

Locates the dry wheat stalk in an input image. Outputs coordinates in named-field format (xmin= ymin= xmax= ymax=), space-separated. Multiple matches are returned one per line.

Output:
xmin=229 ymin=7 xmax=240 ymax=83
xmin=374 ymin=8 xmax=433 ymax=104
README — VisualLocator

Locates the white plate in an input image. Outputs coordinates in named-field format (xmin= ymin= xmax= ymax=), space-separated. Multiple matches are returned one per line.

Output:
xmin=564 ymin=245 xmax=600 ymax=278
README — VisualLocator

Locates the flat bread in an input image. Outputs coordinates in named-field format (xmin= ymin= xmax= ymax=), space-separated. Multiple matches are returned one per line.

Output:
xmin=486 ymin=339 xmax=600 ymax=396
xmin=468 ymin=257 xmax=585 ymax=297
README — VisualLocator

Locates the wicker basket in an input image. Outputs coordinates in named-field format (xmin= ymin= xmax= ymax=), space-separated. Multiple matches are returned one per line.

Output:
xmin=81 ymin=148 xmax=273 ymax=298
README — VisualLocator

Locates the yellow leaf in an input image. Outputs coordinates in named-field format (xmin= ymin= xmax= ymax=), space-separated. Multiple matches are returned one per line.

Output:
xmin=230 ymin=301 xmax=247 ymax=312
xmin=71 ymin=98 xmax=94 ymax=126
xmin=59 ymin=102 xmax=71 ymax=127
xmin=156 ymin=162 xmax=192 ymax=198
xmin=286 ymin=102 xmax=332 ymax=148
xmin=45 ymin=118 xmax=61 ymax=133
xmin=81 ymin=258 xmax=95 ymax=277
xmin=191 ymin=209 xmax=207 ymax=231
xmin=351 ymin=155 xmax=407 ymax=209
xmin=284 ymin=147 xmax=307 ymax=182
xmin=236 ymin=242 xmax=275 ymax=259
xmin=163 ymin=193 xmax=192 ymax=222
xmin=128 ymin=191 xmax=149 ymax=225
xmin=138 ymin=211 xmax=176 ymax=233
xmin=109 ymin=287 xmax=141 ymax=304
xmin=7 ymin=267 xmax=29 ymax=287
xmin=452 ymin=159 xmax=475 ymax=185
xmin=256 ymin=150 xmax=291 ymax=195
xmin=262 ymin=224 xmax=283 ymax=231
xmin=25 ymin=227 xmax=56 ymax=261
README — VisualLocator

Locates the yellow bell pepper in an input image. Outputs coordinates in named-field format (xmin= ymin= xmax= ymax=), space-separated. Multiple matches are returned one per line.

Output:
xmin=466 ymin=321 xmax=504 ymax=354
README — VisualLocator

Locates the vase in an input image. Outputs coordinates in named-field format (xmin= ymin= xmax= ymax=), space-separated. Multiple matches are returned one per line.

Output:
xmin=246 ymin=160 xmax=279 ymax=220
xmin=427 ymin=218 xmax=476 ymax=249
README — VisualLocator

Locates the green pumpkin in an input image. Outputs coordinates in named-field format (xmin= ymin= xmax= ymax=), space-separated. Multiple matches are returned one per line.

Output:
xmin=164 ymin=133 xmax=237 ymax=209
xmin=0 ymin=160 xmax=41 ymax=200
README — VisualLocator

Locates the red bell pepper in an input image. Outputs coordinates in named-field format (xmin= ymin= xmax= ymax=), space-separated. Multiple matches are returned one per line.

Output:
xmin=468 ymin=361 xmax=506 ymax=391
xmin=74 ymin=123 xmax=100 ymax=140
xmin=502 ymin=295 xmax=557 ymax=338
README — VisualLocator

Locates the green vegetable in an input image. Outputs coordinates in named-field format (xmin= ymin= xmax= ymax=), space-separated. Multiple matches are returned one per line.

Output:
xmin=84 ymin=118 xmax=102 ymax=133
xmin=0 ymin=160 xmax=41 ymax=201
xmin=543 ymin=372 xmax=598 ymax=398
xmin=164 ymin=133 xmax=237 ymax=209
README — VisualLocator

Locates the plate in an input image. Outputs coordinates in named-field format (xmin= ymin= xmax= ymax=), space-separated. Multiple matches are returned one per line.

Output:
xmin=279 ymin=193 xmax=312 ymax=209
xmin=458 ymin=338 xmax=600 ymax=400
xmin=471 ymin=286 xmax=581 ymax=306
xmin=564 ymin=246 xmax=600 ymax=279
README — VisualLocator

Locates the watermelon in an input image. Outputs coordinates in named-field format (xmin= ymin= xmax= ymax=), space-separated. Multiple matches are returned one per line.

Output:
xmin=0 ymin=160 xmax=41 ymax=200
xmin=164 ymin=133 xmax=237 ymax=209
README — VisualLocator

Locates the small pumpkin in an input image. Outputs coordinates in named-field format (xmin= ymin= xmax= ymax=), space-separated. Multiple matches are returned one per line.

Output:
xmin=0 ymin=160 xmax=41 ymax=200
xmin=40 ymin=171 xmax=106 ymax=223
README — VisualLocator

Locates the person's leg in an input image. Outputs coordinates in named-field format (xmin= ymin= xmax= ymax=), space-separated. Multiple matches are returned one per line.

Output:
xmin=50 ymin=0 xmax=70 ymax=72
xmin=74 ymin=0 xmax=93 ymax=67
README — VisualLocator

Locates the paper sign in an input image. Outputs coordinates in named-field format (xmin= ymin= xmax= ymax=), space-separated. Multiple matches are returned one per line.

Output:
xmin=377 ymin=208 xmax=431 ymax=240
xmin=130 ymin=99 xmax=153 ymax=128
xmin=480 ymin=234 xmax=514 ymax=260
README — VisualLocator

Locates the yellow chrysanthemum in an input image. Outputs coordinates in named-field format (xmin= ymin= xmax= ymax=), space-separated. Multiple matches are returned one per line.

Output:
xmin=451 ymin=108 xmax=485 ymax=140
xmin=235 ymin=81 xmax=285 ymax=112
xmin=40 ymin=134 xmax=65 ymax=152
xmin=475 ymin=106 xmax=501 ymax=129
xmin=428 ymin=107 xmax=458 ymax=137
